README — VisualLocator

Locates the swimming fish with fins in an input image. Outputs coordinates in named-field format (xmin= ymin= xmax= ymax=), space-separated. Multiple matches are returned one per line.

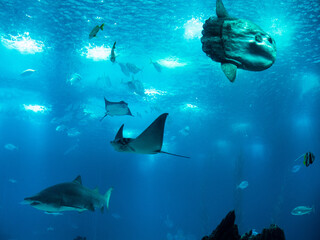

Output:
xmin=23 ymin=175 xmax=113 ymax=213
xmin=110 ymin=113 xmax=190 ymax=158
xmin=201 ymin=0 xmax=276 ymax=82
xmin=100 ymin=97 xmax=133 ymax=121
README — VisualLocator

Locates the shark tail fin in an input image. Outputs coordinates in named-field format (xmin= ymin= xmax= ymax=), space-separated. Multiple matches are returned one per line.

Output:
xmin=104 ymin=187 xmax=113 ymax=210
xmin=160 ymin=151 xmax=190 ymax=159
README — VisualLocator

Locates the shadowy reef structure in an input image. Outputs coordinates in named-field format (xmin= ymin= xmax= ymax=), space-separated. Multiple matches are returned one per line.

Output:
xmin=202 ymin=211 xmax=285 ymax=240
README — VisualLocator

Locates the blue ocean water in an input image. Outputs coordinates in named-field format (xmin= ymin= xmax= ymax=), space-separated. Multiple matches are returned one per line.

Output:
xmin=0 ymin=0 xmax=319 ymax=239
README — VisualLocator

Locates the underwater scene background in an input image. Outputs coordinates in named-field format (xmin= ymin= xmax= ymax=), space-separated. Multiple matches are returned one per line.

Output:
xmin=0 ymin=0 xmax=320 ymax=239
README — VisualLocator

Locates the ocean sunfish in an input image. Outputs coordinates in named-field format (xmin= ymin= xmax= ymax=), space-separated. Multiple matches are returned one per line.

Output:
xmin=110 ymin=113 xmax=190 ymax=158
xmin=100 ymin=97 xmax=133 ymax=121
xmin=201 ymin=0 xmax=276 ymax=82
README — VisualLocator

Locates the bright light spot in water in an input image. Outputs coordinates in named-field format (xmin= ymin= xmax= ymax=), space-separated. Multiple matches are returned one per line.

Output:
xmin=23 ymin=104 xmax=48 ymax=113
xmin=144 ymin=88 xmax=167 ymax=96
xmin=265 ymin=17 xmax=294 ymax=48
xmin=157 ymin=57 xmax=187 ymax=68
xmin=295 ymin=116 xmax=311 ymax=128
xmin=251 ymin=143 xmax=264 ymax=158
xmin=81 ymin=44 xmax=111 ymax=61
xmin=184 ymin=18 xmax=203 ymax=39
xmin=1 ymin=32 xmax=44 ymax=54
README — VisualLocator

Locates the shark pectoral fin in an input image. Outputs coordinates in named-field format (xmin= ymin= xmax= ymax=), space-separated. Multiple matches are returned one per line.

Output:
xmin=221 ymin=63 xmax=237 ymax=82
xmin=216 ymin=0 xmax=229 ymax=18
xmin=159 ymin=151 xmax=190 ymax=159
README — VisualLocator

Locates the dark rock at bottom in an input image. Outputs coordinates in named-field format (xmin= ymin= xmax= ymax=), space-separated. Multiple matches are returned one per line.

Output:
xmin=202 ymin=210 xmax=285 ymax=240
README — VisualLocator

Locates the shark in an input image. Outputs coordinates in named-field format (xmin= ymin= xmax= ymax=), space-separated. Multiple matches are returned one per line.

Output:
xmin=201 ymin=0 xmax=276 ymax=82
xmin=110 ymin=113 xmax=190 ymax=158
xmin=100 ymin=97 xmax=133 ymax=121
xmin=23 ymin=176 xmax=113 ymax=213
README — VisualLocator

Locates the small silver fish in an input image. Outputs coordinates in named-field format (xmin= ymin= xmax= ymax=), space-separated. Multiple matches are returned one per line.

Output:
xmin=291 ymin=206 xmax=315 ymax=216
xmin=237 ymin=181 xmax=248 ymax=189
xmin=20 ymin=69 xmax=36 ymax=77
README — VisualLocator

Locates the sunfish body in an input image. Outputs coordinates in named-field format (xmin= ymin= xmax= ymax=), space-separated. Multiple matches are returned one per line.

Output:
xmin=110 ymin=113 xmax=190 ymax=158
xmin=201 ymin=0 xmax=276 ymax=82
xmin=100 ymin=97 xmax=133 ymax=121
xmin=23 ymin=176 xmax=113 ymax=213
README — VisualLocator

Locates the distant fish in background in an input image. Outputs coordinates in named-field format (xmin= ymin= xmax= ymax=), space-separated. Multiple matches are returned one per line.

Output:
xmin=237 ymin=180 xmax=248 ymax=189
xmin=126 ymin=77 xmax=145 ymax=96
xmin=179 ymin=126 xmax=190 ymax=136
xmin=111 ymin=213 xmax=121 ymax=220
xmin=89 ymin=23 xmax=104 ymax=39
xmin=4 ymin=143 xmax=18 ymax=151
xmin=63 ymin=144 xmax=79 ymax=155
xmin=67 ymin=73 xmax=82 ymax=86
xmin=291 ymin=164 xmax=301 ymax=173
xmin=291 ymin=205 xmax=315 ymax=216
xmin=126 ymin=62 xmax=141 ymax=74
xmin=110 ymin=113 xmax=190 ymax=158
xmin=46 ymin=226 xmax=54 ymax=231
xmin=20 ymin=69 xmax=36 ymax=77
xmin=8 ymin=178 xmax=17 ymax=184
xmin=150 ymin=59 xmax=162 ymax=72
xmin=67 ymin=128 xmax=81 ymax=137
xmin=100 ymin=97 xmax=133 ymax=121
xmin=110 ymin=41 xmax=116 ymax=63
xmin=118 ymin=62 xmax=130 ymax=76
xmin=96 ymin=74 xmax=112 ymax=89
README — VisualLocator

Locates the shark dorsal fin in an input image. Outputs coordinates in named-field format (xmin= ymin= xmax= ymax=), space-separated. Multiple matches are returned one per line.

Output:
xmin=73 ymin=175 xmax=82 ymax=185
xmin=115 ymin=124 xmax=124 ymax=140
xmin=93 ymin=187 xmax=99 ymax=193
xmin=216 ymin=0 xmax=229 ymax=19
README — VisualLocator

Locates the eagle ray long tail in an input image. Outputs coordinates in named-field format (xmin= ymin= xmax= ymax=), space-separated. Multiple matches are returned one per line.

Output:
xmin=100 ymin=113 xmax=108 ymax=122
xmin=160 ymin=151 xmax=190 ymax=159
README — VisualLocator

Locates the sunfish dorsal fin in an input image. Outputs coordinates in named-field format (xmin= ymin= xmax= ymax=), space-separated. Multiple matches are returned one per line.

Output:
xmin=131 ymin=113 xmax=168 ymax=153
xmin=216 ymin=0 xmax=229 ymax=19
xmin=73 ymin=175 xmax=82 ymax=185
xmin=115 ymin=124 xmax=124 ymax=140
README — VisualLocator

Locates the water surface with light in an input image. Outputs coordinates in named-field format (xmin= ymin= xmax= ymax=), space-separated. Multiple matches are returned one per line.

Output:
xmin=0 ymin=0 xmax=320 ymax=239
